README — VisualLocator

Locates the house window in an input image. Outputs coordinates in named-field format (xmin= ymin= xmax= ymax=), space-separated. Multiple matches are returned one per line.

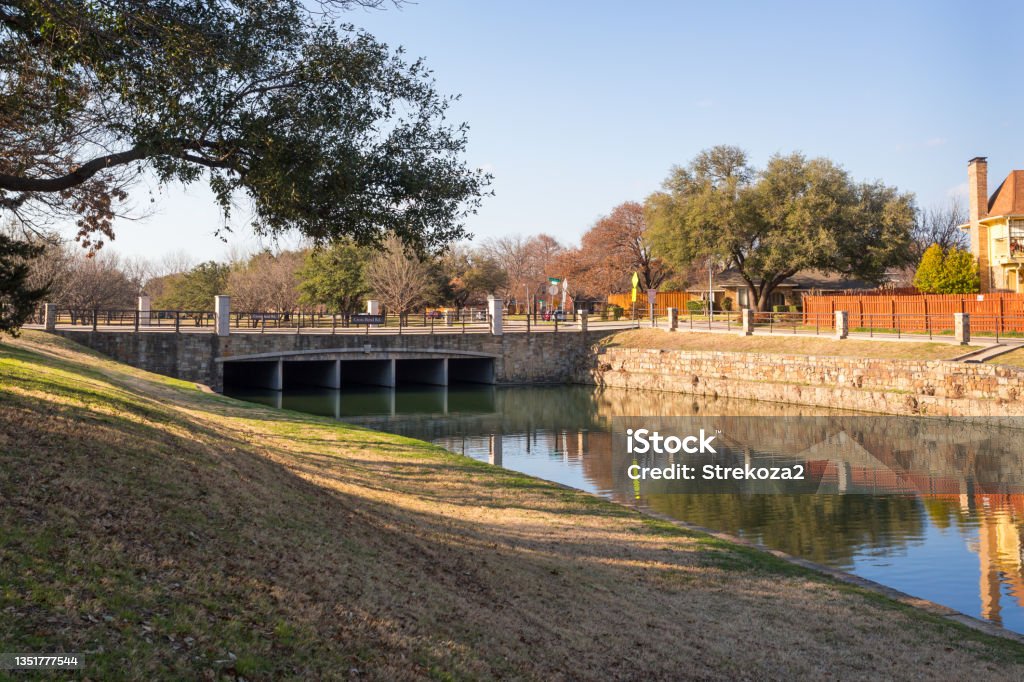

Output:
xmin=770 ymin=291 xmax=786 ymax=308
xmin=737 ymin=289 xmax=749 ymax=308
xmin=1010 ymin=220 xmax=1024 ymax=257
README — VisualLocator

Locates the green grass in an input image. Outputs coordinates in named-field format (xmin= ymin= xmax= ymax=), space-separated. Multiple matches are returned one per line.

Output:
xmin=2 ymin=330 xmax=1023 ymax=679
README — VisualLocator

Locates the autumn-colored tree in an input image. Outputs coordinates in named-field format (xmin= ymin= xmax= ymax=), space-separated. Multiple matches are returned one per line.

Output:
xmin=939 ymin=248 xmax=980 ymax=294
xmin=559 ymin=202 xmax=670 ymax=299
xmin=912 ymin=244 xmax=979 ymax=294
xmin=912 ymin=244 xmax=945 ymax=293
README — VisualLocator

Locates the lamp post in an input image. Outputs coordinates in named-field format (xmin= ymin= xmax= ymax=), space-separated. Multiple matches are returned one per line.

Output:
xmin=707 ymin=257 xmax=715 ymax=323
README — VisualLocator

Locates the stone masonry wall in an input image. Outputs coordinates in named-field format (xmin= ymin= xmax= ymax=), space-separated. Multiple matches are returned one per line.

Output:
xmin=579 ymin=346 xmax=1024 ymax=418
xmin=54 ymin=329 xmax=617 ymax=390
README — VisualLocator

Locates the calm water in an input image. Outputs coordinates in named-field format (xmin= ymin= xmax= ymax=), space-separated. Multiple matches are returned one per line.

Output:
xmin=226 ymin=383 xmax=1024 ymax=634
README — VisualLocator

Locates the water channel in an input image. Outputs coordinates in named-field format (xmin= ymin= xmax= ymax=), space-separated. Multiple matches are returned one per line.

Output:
xmin=225 ymin=382 xmax=1024 ymax=634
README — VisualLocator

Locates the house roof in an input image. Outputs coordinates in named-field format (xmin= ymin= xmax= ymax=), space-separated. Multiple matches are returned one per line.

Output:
xmin=688 ymin=268 xmax=878 ymax=292
xmin=988 ymin=170 xmax=1024 ymax=217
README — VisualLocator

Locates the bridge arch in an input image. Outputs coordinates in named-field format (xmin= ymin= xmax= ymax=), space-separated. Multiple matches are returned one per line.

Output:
xmin=217 ymin=348 xmax=497 ymax=391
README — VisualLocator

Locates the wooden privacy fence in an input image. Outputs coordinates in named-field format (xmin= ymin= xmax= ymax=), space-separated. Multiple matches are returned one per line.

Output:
xmin=607 ymin=291 xmax=692 ymax=312
xmin=802 ymin=293 xmax=1024 ymax=333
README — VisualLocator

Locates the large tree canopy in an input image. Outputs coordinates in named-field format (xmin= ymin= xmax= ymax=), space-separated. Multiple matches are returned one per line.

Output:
xmin=647 ymin=145 xmax=916 ymax=311
xmin=0 ymin=0 xmax=490 ymax=251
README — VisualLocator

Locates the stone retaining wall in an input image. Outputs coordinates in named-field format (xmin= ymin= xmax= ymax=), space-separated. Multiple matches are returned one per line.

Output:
xmin=54 ymin=330 xmax=615 ymax=390
xmin=581 ymin=347 xmax=1024 ymax=417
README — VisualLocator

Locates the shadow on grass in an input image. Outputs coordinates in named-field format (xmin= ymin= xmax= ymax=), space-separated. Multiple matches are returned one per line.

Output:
xmin=2 ymin=335 xmax=1024 ymax=679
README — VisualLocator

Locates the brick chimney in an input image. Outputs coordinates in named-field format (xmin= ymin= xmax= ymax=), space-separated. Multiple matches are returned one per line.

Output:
xmin=968 ymin=157 xmax=991 ymax=292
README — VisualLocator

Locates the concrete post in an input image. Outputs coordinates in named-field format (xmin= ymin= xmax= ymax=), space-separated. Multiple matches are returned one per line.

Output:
xmin=366 ymin=300 xmax=380 ymax=315
xmin=954 ymin=312 xmax=970 ymax=345
xmin=667 ymin=307 xmax=678 ymax=331
xmin=835 ymin=310 xmax=849 ymax=340
xmin=487 ymin=295 xmax=503 ymax=336
xmin=214 ymin=295 xmax=231 ymax=337
xmin=579 ymin=311 xmax=588 ymax=333
xmin=43 ymin=303 xmax=57 ymax=331
xmin=740 ymin=308 xmax=754 ymax=336
xmin=137 ymin=295 xmax=151 ymax=326
xmin=444 ymin=310 xmax=454 ymax=327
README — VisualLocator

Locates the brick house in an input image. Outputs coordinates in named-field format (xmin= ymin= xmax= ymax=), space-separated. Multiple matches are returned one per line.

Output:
xmin=687 ymin=268 xmax=878 ymax=310
xmin=963 ymin=157 xmax=1024 ymax=293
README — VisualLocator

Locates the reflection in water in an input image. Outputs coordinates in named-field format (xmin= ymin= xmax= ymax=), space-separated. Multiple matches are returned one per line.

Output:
xmin=224 ymin=382 xmax=1024 ymax=633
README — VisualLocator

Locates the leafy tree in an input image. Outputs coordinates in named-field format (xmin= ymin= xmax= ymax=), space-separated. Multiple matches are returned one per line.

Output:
xmin=0 ymin=1 xmax=490 ymax=252
xmin=938 ymin=247 xmax=980 ymax=294
xmin=0 ymin=234 xmax=46 ymax=335
xmin=913 ymin=244 xmax=979 ymax=294
xmin=912 ymin=244 xmax=945 ymax=293
xmin=155 ymin=261 xmax=229 ymax=310
xmin=298 ymin=241 xmax=368 ymax=313
xmin=647 ymin=146 xmax=916 ymax=311
xmin=441 ymin=246 xmax=507 ymax=307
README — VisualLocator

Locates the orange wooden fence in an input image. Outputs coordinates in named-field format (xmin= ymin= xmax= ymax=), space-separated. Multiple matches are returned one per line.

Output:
xmin=607 ymin=291 xmax=692 ymax=311
xmin=802 ymin=293 xmax=1024 ymax=333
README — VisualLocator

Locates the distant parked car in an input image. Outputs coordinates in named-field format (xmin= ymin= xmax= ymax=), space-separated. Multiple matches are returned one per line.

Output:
xmin=543 ymin=309 xmax=567 ymax=322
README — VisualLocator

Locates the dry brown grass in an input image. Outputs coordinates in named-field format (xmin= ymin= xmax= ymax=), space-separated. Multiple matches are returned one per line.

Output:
xmin=605 ymin=328 xmax=978 ymax=361
xmin=986 ymin=347 xmax=1024 ymax=368
xmin=1 ymin=331 xmax=1021 ymax=680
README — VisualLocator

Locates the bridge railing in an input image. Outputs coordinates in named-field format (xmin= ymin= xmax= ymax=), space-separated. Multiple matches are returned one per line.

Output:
xmin=31 ymin=307 xmax=497 ymax=334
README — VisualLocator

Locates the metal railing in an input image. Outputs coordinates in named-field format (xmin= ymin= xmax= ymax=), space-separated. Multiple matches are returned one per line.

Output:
xmin=30 ymin=305 xmax=1024 ymax=342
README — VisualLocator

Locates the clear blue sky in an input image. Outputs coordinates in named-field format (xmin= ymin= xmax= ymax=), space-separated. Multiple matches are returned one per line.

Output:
xmin=100 ymin=0 xmax=1024 ymax=262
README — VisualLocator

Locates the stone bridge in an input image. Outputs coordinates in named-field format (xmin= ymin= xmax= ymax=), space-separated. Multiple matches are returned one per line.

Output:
xmin=52 ymin=328 xmax=614 ymax=392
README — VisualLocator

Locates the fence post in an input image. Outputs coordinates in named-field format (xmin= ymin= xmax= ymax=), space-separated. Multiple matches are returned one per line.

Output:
xmin=134 ymin=309 xmax=140 ymax=333
xmin=214 ymin=295 xmax=231 ymax=337
xmin=92 ymin=308 xmax=98 ymax=332
xmin=740 ymin=309 xmax=754 ymax=336
xmin=43 ymin=303 xmax=57 ymax=331
xmin=175 ymin=311 xmax=181 ymax=334
xmin=487 ymin=296 xmax=503 ymax=337
xmin=954 ymin=312 xmax=970 ymax=345
xmin=835 ymin=310 xmax=849 ymax=340
xmin=579 ymin=311 xmax=588 ymax=334
xmin=667 ymin=307 xmax=678 ymax=332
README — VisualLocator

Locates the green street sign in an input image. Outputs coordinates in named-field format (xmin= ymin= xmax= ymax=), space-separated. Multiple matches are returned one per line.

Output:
xmin=548 ymin=277 xmax=561 ymax=284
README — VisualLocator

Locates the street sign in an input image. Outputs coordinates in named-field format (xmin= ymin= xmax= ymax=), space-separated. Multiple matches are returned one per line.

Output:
xmin=547 ymin=284 xmax=559 ymax=296
xmin=351 ymin=314 xmax=384 ymax=325
xmin=631 ymin=272 xmax=639 ymax=288
xmin=647 ymin=289 xmax=658 ymax=305
xmin=548 ymin=277 xmax=561 ymax=284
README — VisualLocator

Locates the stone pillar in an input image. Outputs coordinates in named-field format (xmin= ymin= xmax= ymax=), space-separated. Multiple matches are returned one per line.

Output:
xmin=835 ymin=310 xmax=849 ymax=340
xmin=137 ymin=295 xmax=151 ymax=326
xmin=444 ymin=310 xmax=454 ymax=326
xmin=579 ymin=311 xmax=588 ymax=333
xmin=667 ymin=307 xmax=678 ymax=331
xmin=740 ymin=308 xmax=754 ymax=336
xmin=487 ymin=295 xmax=503 ymax=336
xmin=954 ymin=312 xmax=970 ymax=345
xmin=43 ymin=303 xmax=57 ymax=331
xmin=366 ymin=299 xmax=380 ymax=315
xmin=214 ymin=295 xmax=231 ymax=337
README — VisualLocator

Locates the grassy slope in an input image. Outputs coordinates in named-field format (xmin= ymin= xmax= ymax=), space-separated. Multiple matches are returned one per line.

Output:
xmin=986 ymin=347 xmax=1024 ymax=368
xmin=605 ymin=329 xmax=976 ymax=360
xmin=1 ymin=331 xmax=1022 ymax=680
